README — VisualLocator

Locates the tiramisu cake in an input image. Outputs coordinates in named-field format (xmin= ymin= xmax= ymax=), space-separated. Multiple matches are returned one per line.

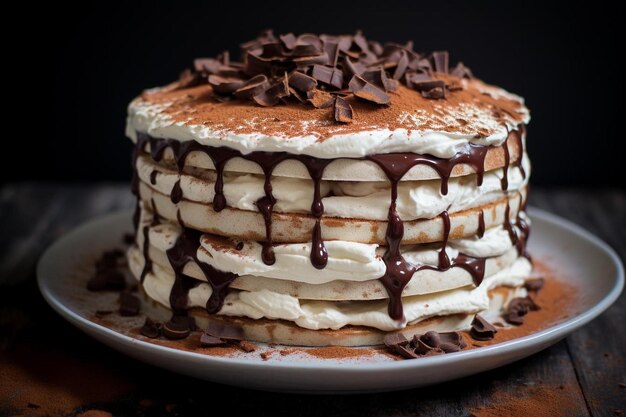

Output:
xmin=125 ymin=31 xmax=532 ymax=346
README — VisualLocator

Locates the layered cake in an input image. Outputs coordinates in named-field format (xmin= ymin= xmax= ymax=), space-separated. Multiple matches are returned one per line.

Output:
xmin=125 ymin=31 xmax=532 ymax=346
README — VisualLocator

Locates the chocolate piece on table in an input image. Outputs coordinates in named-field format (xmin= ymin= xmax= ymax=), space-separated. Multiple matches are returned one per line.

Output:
xmin=383 ymin=332 xmax=409 ymax=347
xmin=504 ymin=296 xmax=541 ymax=325
xmin=470 ymin=314 xmax=498 ymax=341
xmin=206 ymin=321 xmax=245 ymax=342
xmin=200 ymin=333 xmax=226 ymax=347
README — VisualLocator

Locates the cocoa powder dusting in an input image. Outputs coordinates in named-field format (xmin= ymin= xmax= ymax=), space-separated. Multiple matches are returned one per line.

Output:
xmin=304 ymin=346 xmax=375 ymax=359
xmin=140 ymin=78 xmax=525 ymax=140
xmin=466 ymin=259 xmax=579 ymax=347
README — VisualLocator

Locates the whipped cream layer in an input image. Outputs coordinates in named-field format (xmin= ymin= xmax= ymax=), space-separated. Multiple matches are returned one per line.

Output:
xmin=137 ymin=153 xmax=529 ymax=221
xmin=140 ymin=212 xmax=520 ymax=286
xmin=132 ymin=250 xmax=530 ymax=331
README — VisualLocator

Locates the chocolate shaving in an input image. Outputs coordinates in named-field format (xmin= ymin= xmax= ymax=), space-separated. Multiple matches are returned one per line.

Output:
xmin=162 ymin=315 xmax=194 ymax=340
xmin=431 ymin=51 xmax=449 ymax=73
xmin=504 ymin=296 xmax=541 ymax=325
xmin=200 ymin=333 xmax=226 ymax=347
xmin=384 ymin=330 xmax=466 ymax=360
xmin=259 ymin=43 xmax=284 ymax=59
xmin=362 ymin=68 xmax=398 ymax=91
xmin=411 ymin=79 xmax=447 ymax=99
xmin=343 ymin=57 xmax=366 ymax=77
xmin=199 ymin=321 xmax=250 ymax=349
xmin=421 ymin=85 xmax=447 ymax=99
xmin=119 ymin=292 xmax=140 ymax=316
xmin=292 ymin=53 xmax=329 ymax=66
xmin=206 ymin=321 xmax=244 ymax=342
xmin=383 ymin=332 xmax=409 ymax=347
xmin=524 ymin=277 xmax=545 ymax=292
xmin=349 ymin=75 xmax=390 ymax=104
xmin=334 ymin=96 xmax=353 ymax=123
xmin=234 ymin=75 xmax=270 ymax=99
xmin=324 ymin=41 xmax=340 ymax=67
xmin=311 ymin=65 xmax=344 ymax=89
xmin=292 ymin=43 xmax=321 ymax=57
xmin=395 ymin=344 xmax=420 ymax=359
xmin=208 ymin=75 xmax=245 ymax=95
xmin=470 ymin=314 xmax=498 ymax=340
xmin=175 ymin=31 xmax=472 ymax=122
xmin=279 ymin=33 xmax=297 ymax=50
xmin=140 ymin=317 xmax=162 ymax=339
xmin=392 ymin=51 xmax=409 ymax=80
xmin=253 ymin=74 xmax=289 ymax=106
xmin=451 ymin=62 xmax=473 ymax=79
xmin=288 ymin=71 xmax=317 ymax=92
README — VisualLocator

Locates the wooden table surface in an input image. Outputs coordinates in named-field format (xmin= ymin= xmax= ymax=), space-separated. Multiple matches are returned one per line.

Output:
xmin=0 ymin=184 xmax=624 ymax=417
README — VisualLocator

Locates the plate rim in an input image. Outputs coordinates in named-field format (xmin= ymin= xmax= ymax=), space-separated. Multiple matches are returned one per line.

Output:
xmin=37 ymin=206 xmax=624 ymax=372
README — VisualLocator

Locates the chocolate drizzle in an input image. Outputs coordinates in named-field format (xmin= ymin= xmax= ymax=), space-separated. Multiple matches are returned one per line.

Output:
xmin=139 ymin=226 xmax=151 ymax=283
xmin=166 ymin=229 xmax=203 ymax=313
xmin=368 ymin=153 xmax=418 ymax=320
xmin=477 ymin=210 xmax=485 ymax=238
xmin=437 ymin=211 xmax=451 ymax=269
xmin=451 ymin=254 xmax=487 ymax=286
xmin=303 ymin=156 xmax=333 ymax=269
xmin=171 ymin=179 xmax=183 ymax=204
xmin=516 ymin=125 xmax=526 ymax=179
xmin=501 ymin=138 xmax=510 ymax=190
xmin=150 ymin=170 xmax=159 ymax=185
xmin=140 ymin=200 xmax=160 ymax=283
xmin=132 ymin=123 xmax=527 ymax=321
xmin=166 ymin=228 xmax=237 ymax=314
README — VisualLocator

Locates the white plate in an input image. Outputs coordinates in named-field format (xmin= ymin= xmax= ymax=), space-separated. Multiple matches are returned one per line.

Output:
xmin=37 ymin=208 xmax=623 ymax=393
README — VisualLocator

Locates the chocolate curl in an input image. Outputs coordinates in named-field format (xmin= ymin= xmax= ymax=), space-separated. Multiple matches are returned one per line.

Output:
xmin=177 ymin=31 xmax=471 ymax=121
xmin=334 ymin=96 xmax=353 ymax=123
xmin=348 ymin=75 xmax=390 ymax=104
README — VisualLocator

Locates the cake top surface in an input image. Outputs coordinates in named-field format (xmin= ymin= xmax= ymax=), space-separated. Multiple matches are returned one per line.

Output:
xmin=127 ymin=31 xmax=530 ymax=158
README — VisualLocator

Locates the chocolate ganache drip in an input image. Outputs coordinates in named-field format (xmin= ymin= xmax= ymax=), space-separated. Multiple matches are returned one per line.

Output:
xmin=166 ymin=228 xmax=237 ymax=314
xmin=132 ymin=123 xmax=527 ymax=321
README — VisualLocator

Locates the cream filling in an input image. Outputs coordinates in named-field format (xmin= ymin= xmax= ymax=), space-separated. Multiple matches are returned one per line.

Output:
xmin=141 ymin=207 xmax=520 ymax=286
xmin=135 ymin=254 xmax=531 ymax=331
xmin=137 ymin=153 xmax=529 ymax=221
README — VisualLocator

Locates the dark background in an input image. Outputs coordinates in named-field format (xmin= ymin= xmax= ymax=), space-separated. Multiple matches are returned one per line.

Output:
xmin=47 ymin=1 xmax=624 ymax=188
